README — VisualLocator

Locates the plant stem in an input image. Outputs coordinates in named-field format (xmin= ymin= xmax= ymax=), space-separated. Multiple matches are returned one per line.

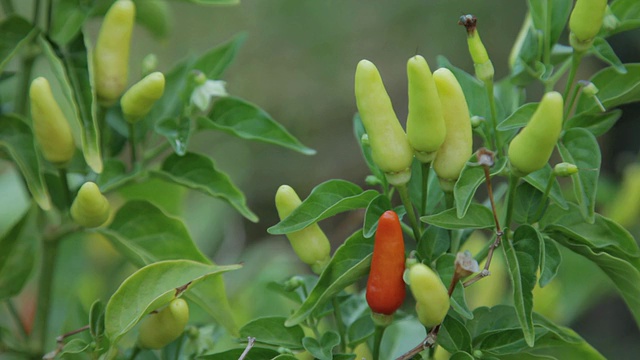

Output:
xmin=128 ymin=122 xmax=138 ymax=167
xmin=563 ymin=52 xmax=583 ymax=108
xmin=420 ymin=162 xmax=431 ymax=216
xmin=238 ymin=337 xmax=256 ymax=360
xmin=372 ymin=324 xmax=386 ymax=360
xmin=332 ymin=298 xmax=346 ymax=353
xmin=32 ymin=0 xmax=41 ymax=24
xmin=5 ymin=300 xmax=29 ymax=340
xmin=46 ymin=0 xmax=52 ymax=34
xmin=98 ymin=106 xmax=110 ymax=159
xmin=0 ymin=0 xmax=14 ymax=15
xmin=33 ymin=236 xmax=60 ymax=355
xmin=484 ymin=80 xmax=501 ymax=152
xmin=532 ymin=173 xmax=555 ymax=221
xmin=58 ymin=168 xmax=72 ymax=209
xmin=396 ymin=183 xmax=421 ymax=241
xmin=543 ymin=0 xmax=552 ymax=68
xmin=143 ymin=141 xmax=171 ymax=164
xmin=565 ymin=79 xmax=583 ymax=120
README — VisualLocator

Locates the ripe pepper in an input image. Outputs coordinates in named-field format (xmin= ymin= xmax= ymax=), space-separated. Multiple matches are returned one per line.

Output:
xmin=406 ymin=55 xmax=446 ymax=163
xmin=408 ymin=263 xmax=449 ymax=328
xmin=355 ymin=59 xmax=414 ymax=186
xmin=366 ymin=210 xmax=406 ymax=315
xmin=275 ymin=185 xmax=330 ymax=274
xmin=432 ymin=68 xmax=473 ymax=192
xmin=569 ymin=0 xmax=608 ymax=51
xmin=121 ymin=71 xmax=165 ymax=123
xmin=94 ymin=0 xmax=135 ymax=106
xmin=29 ymin=77 xmax=76 ymax=166
xmin=508 ymin=91 xmax=563 ymax=177
xmin=138 ymin=298 xmax=190 ymax=349
xmin=70 ymin=182 xmax=111 ymax=228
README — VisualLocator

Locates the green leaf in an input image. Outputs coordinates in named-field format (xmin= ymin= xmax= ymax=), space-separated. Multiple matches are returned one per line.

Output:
xmin=421 ymin=204 xmax=494 ymax=230
xmin=95 ymin=159 xmax=139 ymax=193
xmin=50 ymin=0 xmax=91 ymax=45
xmin=378 ymin=317 xmax=426 ymax=359
xmin=575 ymin=63 xmax=640 ymax=115
xmin=89 ymin=300 xmax=105 ymax=339
xmin=302 ymin=332 xmax=340 ymax=360
xmin=512 ymin=182 xmax=544 ymax=224
xmin=99 ymin=200 xmax=239 ymax=336
xmin=449 ymin=352 xmax=475 ymax=360
xmin=346 ymin=314 xmax=374 ymax=347
xmin=285 ymin=231 xmax=372 ymax=326
xmin=0 ymin=16 xmax=36 ymax=72
xmin=198 ymin=347 xmax=281 ymax=360
xmin=135 ymin=0 xmax=172 ymax=39
xmin=549 ymin=234 xmax=640 ymax=331
xmin=436 ymin=254 xmax=473 ymax=320
xmin=438 ymin=315 xmax=472 ymax=353
xmin=407 ymin=160 xmax=444 ymax=216
xmin=151 ymin=152 xmax=258 ymax=222
xmin=0 ymin=114 xmax=51 ymax=210
xmin=539 ymin=236 xmax=561 ymax=288
xmin=523 ymin=164 xmax=569 ymax=210
xmin=608 ymin=0 xmax=640 ymax=35
xmin=353 ymin=113 xmax=384 ymax=182
xmin=156 ymin=116 xmax=191 ymax=156
xmin=268 ymin=180 xmax=378 ymax=234
xmin=362 ymin=194 xmax=393 ymax=238
xmin=239 ymin=317 xmax=304 ymax=349
xmin=454 ymin=155 xmax=507 ymax=218
xmin=0 ymin=205 xmax=38 ymax=301
xmin=497 ymin=103 xmax=537 ymax=131
xmin=564 ymin=109 xmax=622 ymax=136
xmin=173 ymin=0 xmax=240 ymax=6
xmin=541 ymin=203 xmax=640 ymax=261
xmin=38 ymin=35 xmax=102 ymax=173
xmin=502 ymin=227 xmax=539 ymax=346
xmin=591 ymin=38 xmax=626 ymax=74
xmin=105 ymin=259 xmax=240 ymax=342
xmin=198 ymin=97 xmax=315 ymax=155
xmin=558 ymin=128 xmax=601 ymax=223
xmin=437 ymin=56 xmax=490 ymax=119
xmin=417 ymin=225 xmax=450 ymax=264
xmin=527 ymin=0 xmax=572 ymax=47
xmin=57 ymin=338 xmax=91 ymax=358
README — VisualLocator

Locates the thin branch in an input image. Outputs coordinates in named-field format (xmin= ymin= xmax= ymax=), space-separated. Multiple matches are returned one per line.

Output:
xmin=43 ymin=325 xmax=90 ymax=360
xmin=238 ymin=337 xmax=256 ymax=360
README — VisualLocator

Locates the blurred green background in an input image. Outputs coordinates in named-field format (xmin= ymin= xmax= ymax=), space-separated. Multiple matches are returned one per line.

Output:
xmin=2 ymin=0 xmax=640 ymax=358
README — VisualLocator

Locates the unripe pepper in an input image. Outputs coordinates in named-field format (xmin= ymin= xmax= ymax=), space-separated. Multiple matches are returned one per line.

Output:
xmin=70 ymin=182 xmax=111 ymax=228
xmin=275 ymin=185 xmax=330 ymax=274
xmin=29 ymin=77 xmax=76 ymax=166
xmin=406 ymin=55 xmax=446 ymax=163
xmin=432 ymin=68 xmax=473 ymax=192
xmin=121 ymin=71 xmax=165 ymax=123
xmin=508 ymin=91 xmax=563 ymax=177
xmin=355 ymin=59 xmax=414 ymax=186
xmin=94 ymin=0 xmax=135 ymax=106
xmin=459 ymin=15 xmax=494 ymax=82
xmin=569 ymin=0 xmax=608 ymax=52
xmin=138 ymin=298 xmax=190 ymax=349
xmin=366 ymin=210 xmax=406 ymax=315
xmin=408 ymin=263 xmax=449 ymax=328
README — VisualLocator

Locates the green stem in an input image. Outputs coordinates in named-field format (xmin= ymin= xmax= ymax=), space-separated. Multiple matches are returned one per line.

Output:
xmin=563 ymin=52 xmax=583 ymax=107
xmin=46 ymin=0 xmax=53 ymax=34
xmin=484 ymin=80 xmax=501 ymax=152
xmin=532 ymin=173 xmax=556 ymax=221
xmin=372 ymin=325 xmax=386 ymax=360
xmin=143 ymin=141 xmax=171 ymax=164
xmin=58 ymin=168 xmax=72 ymax=209
xmin=396 ymin=183 xmax=421 ymax=241
xmin=504 ymin=174 xmax=520 ymax=231
xmin=128 ymin=122 xmax=138 ymax=167
xmin=32 ymin=0 xmax=41 ymax=24
xmin=564 ymin=79 xmax=583 ymax=120
xmin=33 ymin=237 xmax=59 ymax=355
xmin=0 ymin=0 xmax=15 ymax=15
xmin=545 ymin=57 xmax=573 ymax=90
xmin=444 ymin=192 xmax=459 ymax=253
xmin=543 ymin=0 xmax=552 ymax=68
xmin=5 ymin=300 xmax=29 ymax=340
xmin=420 ymin=162 xmax=431 ymax=216
xmin=332 ymin=298 xmax=346 ymax=353
xmin=98 ymin=106 xmax=110 ymax=158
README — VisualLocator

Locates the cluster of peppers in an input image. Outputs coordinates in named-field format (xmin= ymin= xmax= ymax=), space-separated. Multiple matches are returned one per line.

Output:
xmin=273 ymin=0 xmax=610 ymax=356
xmin=29 ymin=0 xmax=187 ymax=349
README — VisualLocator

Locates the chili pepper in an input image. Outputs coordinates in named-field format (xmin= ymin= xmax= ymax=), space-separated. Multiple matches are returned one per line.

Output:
xmin=29 ymin=77 xmax=76 ymax=166
xmin=70 ymin=182 xmax=111 ymax=228
xmin=406 ymin=55 xmax=446 ymax=163
xmin=94 ymin=0 xmax=135 ymax=106
xmin=569 ymin=0 xmax=608 ymax=52
xmin=366 ymin=210 xmax=406 ymax=315
xmin=121 ymin=71 xmax=165 ymax=123
xmin=275 ymin=185 xmax=330 ymax=274
xmin=459 ymin=15 xmax=494 ymax=82
xmin=138 ymin=298 xmax=190 ymax=349
xmin=432 ymin=68 xmax=473 ymax=192
xmin=355 ymin=59 xmax=414 ymax=186
xmin=508 ymin=91 xmax=563 ymax=177
xmin=408 ymin=263 xmax=449 ymax=328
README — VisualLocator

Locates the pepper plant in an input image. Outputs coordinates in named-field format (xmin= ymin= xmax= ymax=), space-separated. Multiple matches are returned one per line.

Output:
xmin=1 ymin=0 xmax=640 ymax=360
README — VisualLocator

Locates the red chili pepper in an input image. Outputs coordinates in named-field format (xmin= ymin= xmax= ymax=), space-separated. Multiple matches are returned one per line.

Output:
xmin=366 ymin=210 xmax=406 ymax=315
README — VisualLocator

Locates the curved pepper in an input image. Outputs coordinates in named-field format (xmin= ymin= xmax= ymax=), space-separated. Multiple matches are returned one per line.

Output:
xmin=355 ymin=59 xmax=414 ymax=186
xmin=275 ymin=185 xmax=330 ymax=274
xmin=29 ymin=77 xmax=76 ymax=166
xmin=406 ymin=55 xmax=446 ymax=163
xmin=432 ymin=68 xmax=473 ymax=192
xmin=408 ymin=263 xmax=449 ymax=328
xmin=569 ymin=0 xmax=608 ymax=51
xmin=94 ymin=0 xmax=135 ymax=105
xmin=138 ymin=298 xmax=190 ymax=349
xmin=70 ymin=182 xmax=111 ymax=228
xmin=121 ymin=71 xmax=165 ymax=123
xmin=508 ymin=91 xmax=563 ymax=177
xmin=366 ymin=210 xmax=406 ymax=315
